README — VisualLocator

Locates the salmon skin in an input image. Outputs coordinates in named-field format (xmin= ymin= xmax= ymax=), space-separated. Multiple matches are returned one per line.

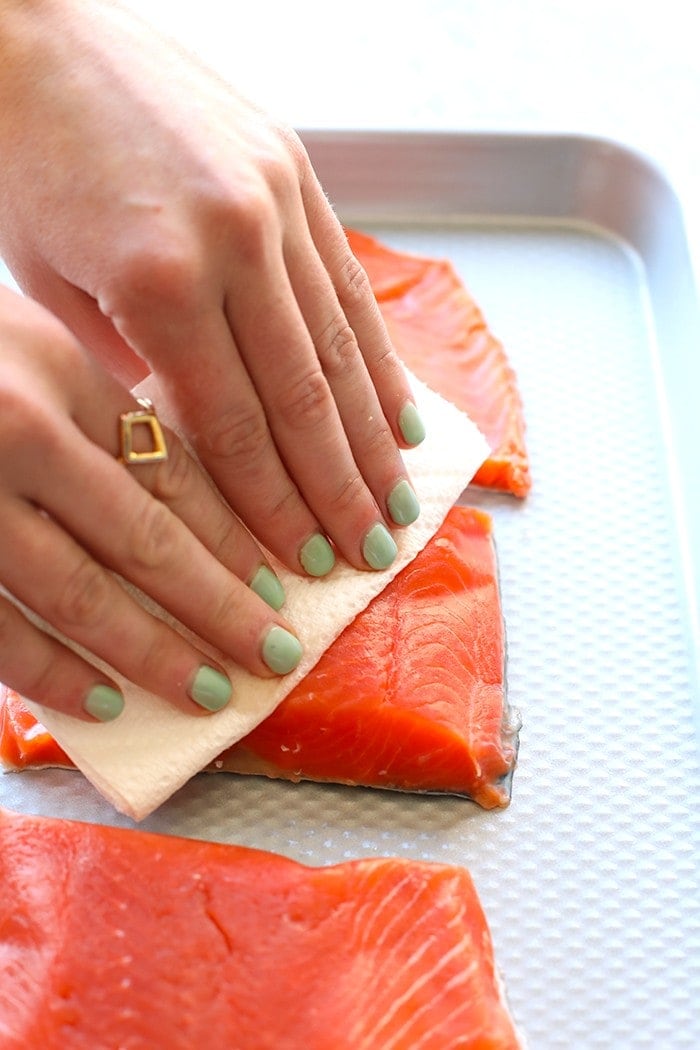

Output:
xmin=347 ymin=228 xmax=531 ymax=498
xmin=0 ymin=807 xmax=524 ymax=1049
xmin=1 ymin=507 xmax=519 ymax=809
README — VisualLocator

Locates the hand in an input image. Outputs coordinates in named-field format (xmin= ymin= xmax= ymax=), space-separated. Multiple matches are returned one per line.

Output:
xmin=0 ymin=0 xmax=424 ymax=578
xmin=0 ymin=286 xmax=302 ymax=722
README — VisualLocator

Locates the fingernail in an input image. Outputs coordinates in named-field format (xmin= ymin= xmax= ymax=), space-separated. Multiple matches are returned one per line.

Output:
xmin=189 ymin=665 xmax=232 ymax=712
xmin=387 ymin=479 xmax=420 ymax=526
xmin=84 ymin=684 xmax=124 ymax=722
xmin=300 ymin=533 xmax=336 ymax=577
xmin=262 ymin=625 xmax=303 ymax=675
xmin=363 ymin=522 xmax=398 ymax=570
xmin=398 ymin=401 xmax=426 ymax=446
xmin=250 ymin=564 xmax=285 ymax=611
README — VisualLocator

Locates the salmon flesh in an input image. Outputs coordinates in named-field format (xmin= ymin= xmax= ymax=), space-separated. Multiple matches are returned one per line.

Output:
xmin=0 ymin=806 xmax=523 ymax=1049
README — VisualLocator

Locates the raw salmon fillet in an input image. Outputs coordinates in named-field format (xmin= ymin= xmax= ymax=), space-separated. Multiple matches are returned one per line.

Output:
xmin=214 ymin=505 xmax=516 ymax=806
xmin=0 ymin=807 xmax=523 ymax=1049
xmin=1 ymin=507 xmax=518 ymax=808
xmin=347 ymin=228 xmax=531 ymax=497
xmin=0 ymin=690 xmax=70 ymax=770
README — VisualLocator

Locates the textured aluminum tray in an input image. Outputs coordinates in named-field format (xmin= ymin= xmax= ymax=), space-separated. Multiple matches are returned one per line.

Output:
xmin=2 ymin=133 xmax=700 ymax=1048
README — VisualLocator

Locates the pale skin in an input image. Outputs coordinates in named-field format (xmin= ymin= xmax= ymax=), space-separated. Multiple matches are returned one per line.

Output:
xmin=0 ymin=0 xmax=423 ymax=721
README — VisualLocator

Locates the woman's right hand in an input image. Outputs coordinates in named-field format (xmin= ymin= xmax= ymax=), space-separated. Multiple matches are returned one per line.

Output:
xmin=0 ymin=0 xmax=422 ymax=582
xmin=0 ymin=286 xmax=302 ymax=723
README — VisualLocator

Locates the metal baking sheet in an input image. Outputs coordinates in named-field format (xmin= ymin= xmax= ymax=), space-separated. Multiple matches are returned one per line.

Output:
xmin=1 ymin=133 xmax=699 ymax=1048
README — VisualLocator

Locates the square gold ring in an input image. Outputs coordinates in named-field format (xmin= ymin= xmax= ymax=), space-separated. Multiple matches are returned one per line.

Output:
xmin=118 ymin=398 xmax=169 ymax=465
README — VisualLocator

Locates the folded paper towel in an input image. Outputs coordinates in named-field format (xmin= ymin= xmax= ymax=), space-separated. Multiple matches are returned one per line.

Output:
xmin=21 ymin=370 xmax=489 ymax=819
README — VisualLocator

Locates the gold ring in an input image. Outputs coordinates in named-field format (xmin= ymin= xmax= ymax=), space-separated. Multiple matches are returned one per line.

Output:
xmin=118 ymin=397 xmax=169 ymax=465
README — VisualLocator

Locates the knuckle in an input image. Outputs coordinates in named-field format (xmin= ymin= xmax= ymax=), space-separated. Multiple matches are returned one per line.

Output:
xmin=362 ymin=417 xmax=395 ymax=461
xmin=361 ymin=426 xmax=394 ymax=476
xmin=273 ymin=122 xmax=308 ymax=171
xmin=148 ymin=435 xmax=195 ymax=505
xmin=336 ymin=253 xmax=373 ymax=311
xmin=0 ymin=386 xmax=39 ymax=451
xmin=261 ymin=482 xmax=302 ymax=527
xmin=0 ymin=362 xmax=64 ymax=452
xmin=258 ymin=147 xmax=295 ymax=199
xmin=205 ymin=515 xmax=240 ymax=565
xmin=371 ymin=338 xmax=401 ymax=382
xmin=0 ymin=393 xmax=64 ymax=490
xmin=217 ymin=186 xmax=278 ymax=267
xmin=19 ymin=653 xmax=57 ymax=708
xmin=326 ymin=471 xmax=367 ymax=518
xmin=201 ymin=149 xmax=295 ymax=264
xmin=99 ymin=238 xmax=205 ymax=322
xmin=127 ymin=498 xmax=181 ymax=575
xmin=315 ymin=316 xmax=359 ymax=378
xmin=276 ymin=370 xmax=332 ymax=431
xmin=130 ymin=622 xmax=176 ymax=685
xmin=0 ymin=605 xmax=55 ymax=705
xmin=207 ymin=587 xmax=244 ymax=641
xmin=55 ymin=557 xmax=112 ymax=629
xmin=252 ymin=124 xmax=301 ymax=197
xmin=202 ymin=404 xmax=270 ymax=464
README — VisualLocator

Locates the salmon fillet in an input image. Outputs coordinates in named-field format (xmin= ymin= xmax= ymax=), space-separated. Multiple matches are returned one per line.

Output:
xmin=0 ymin=807 xmax=523 ymax=1049
xmin=347 ymin=228 xmax=531 ymax=497
xmin=1 ymin=507 xmax=518 ymax=808
xmin=0 ymin=689 xmax=70 ymax=770
xmin=214 ymin=505 xmax=516 ymax=806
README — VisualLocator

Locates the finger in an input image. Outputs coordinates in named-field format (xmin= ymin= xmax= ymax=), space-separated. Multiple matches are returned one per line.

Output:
xmin=301 ymin=173 xmax=426 ymax=449
xmin=74 ymin=379 xmax=287 ymax=611
xmin=133 ymin=307 xmax=338 ymax=578
xmin=226 ymin=269 xmax=400 ymax=572
xmin=0 ymin=496 xmax=245 ymax=716
xmin=140 ymin=432 xmax=287 ymax=611
xmin=13 ymin=427 xmax=303 ymax=685
xmin=0 ymin=592 xmax=125 ymax=723
xmin=282 ymin=222 xmax=421 ymax=531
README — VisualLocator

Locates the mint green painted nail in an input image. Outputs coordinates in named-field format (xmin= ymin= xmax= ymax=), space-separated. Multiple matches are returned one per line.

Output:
xmin=398 ymin=401 xmax=426 ymax=446
xmin=387 ymin=479 xmax=420 ymax=526
xmin=250 ymin=564 xmax=285 ymax=611
xmin=84 ymin=684 xmax=124 ymax=722
xmin=363 ymin=522 xmax=398 ymax=570
xmin=262 ymin=625 xmax=303 ymax=675
xmin=189 ymin=665 xmax=232 ymax=712
xmin=300 ymin=533 xmax=335 ymax=577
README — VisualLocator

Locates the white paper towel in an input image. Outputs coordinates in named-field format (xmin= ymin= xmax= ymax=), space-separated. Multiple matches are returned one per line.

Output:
xmin=21 ymin=371 xmax=489 ymax=819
